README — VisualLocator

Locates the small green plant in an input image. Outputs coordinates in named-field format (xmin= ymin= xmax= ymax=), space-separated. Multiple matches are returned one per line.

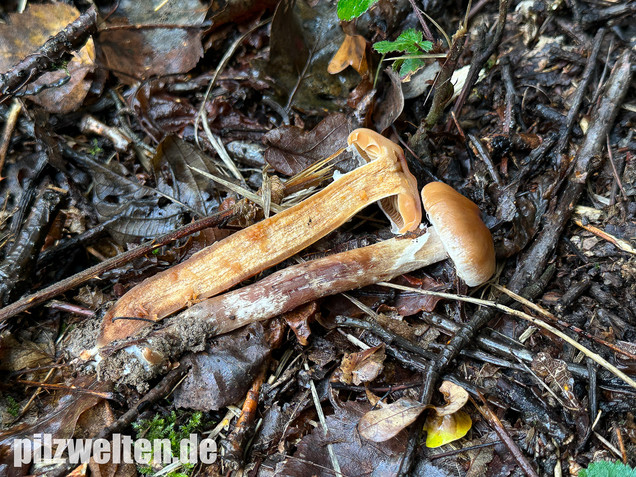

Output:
xmin=89 ymin=138 xmax=103 ymax=156
xmin=579 ymin=461 xmax=636 ymax=477
xmin=373 ymin=28 xmax=433 ymax=77
xmin=336 ymin=1 xmax=433 ymax=77
xmin=6 ymin=396 xmax=20 ymax=417
xmin=133 ymin=410 xmax=203 ymax=477
xmin=337 ymin=0 xmax=379 ymax=21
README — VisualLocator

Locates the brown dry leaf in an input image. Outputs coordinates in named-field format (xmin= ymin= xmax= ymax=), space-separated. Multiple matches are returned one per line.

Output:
xmin=434 ymin=380 xmax=470 ymax=415
xmin=282 ymin=401 xmax=406 ymax=476
xmin=339 ymin=344 xmax=386 ymax=385
xmin=394 ymin=274 xmax=448 ymax=316
xmin=0 ymin=3 xmax=95 ymax=113
xmin=328 ymin=34 xmax=369 ymax=77
xmin=423 ymin=381 xmax=472 ymax=448
xmin=0 ymin=334 xmax=53 ymax=372
xmin=173 ymin=323 xmax=272 ymax=411
xmin=96 ymin=0 xmax=205 ymax=84
xmin=358 ymin=397 xmax=426 ymax=442
xmin=0 ymin=376 xmax=106 ymax=475
xmin=282 ymin=302 xmax=317 ymax=346
xmin=424 ymin=410 xmax=472 ymax=448
xmin=263 ymin=113 xmax=353 ymax=176
xmin=373 ymin=68 xmax=404 ymax=132
xmin=531 ymin=352 xmax=582 ymax=410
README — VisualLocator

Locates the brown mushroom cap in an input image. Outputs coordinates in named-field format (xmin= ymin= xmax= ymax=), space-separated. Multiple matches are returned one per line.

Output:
xmin=347 ymin=129 xmax=421 ymax=234
xmin=420 ymin=182 xmax=495 ymax=286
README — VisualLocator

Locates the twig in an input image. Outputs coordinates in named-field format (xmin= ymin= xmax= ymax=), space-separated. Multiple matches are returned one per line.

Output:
xmin=0 ymin=6 xmax=97 ymax=99
xmin=473 ymin=395 xmax=540 ymax=477
xmin=0 ymin=207 xmax=236 ymax=326
xmin=508 ymin=50 xmax=631 ymax=292
xmin=555 ymin=28 xmax=605 ymax=153
xmin=0 ymin=99 xmax=22 ymax=174
xmin=606 ymin=134 xmax=627 ymax=202
xmin=407 ymin=0 xmax=434 ymax=41
xmin=304 ymin=359 xmax=342 ymax=477
xmin=0 ymin=183 xmax=64 ymax=306
xmin=450 ymin=0 xmax=510 ymax=122
xmin=377 ymin=282 xmax=636 ymax=390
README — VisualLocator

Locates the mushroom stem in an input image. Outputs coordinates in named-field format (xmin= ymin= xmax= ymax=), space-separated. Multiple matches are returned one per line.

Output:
xmin=98 ymin=228 xmax=447 ymax=379
xmin=97 ymin=129 xmax=421 ymax=347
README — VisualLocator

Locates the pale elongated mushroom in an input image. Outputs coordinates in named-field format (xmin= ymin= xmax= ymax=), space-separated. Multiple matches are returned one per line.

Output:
xmin=98 ymin=182 xmax=495 ymax=385
xmin=97 ymin=129 xmax=421 ymax=347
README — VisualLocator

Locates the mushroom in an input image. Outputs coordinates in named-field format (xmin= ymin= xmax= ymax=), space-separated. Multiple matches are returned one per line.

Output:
xmin=99 ymin=182 xmax=495 ymax=383
xmin=96 ymin=129 xmax=421 ymax=347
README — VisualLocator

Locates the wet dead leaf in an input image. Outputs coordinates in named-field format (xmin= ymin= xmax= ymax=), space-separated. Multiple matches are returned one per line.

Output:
xmin=434 ymin=380 xmax=470 ymax=416
xmin=0 ymin=335 xmax=53 ymax=372
xmin=0 ymin=4 xmax=95 ymax=113
xmin=282 ymin=302 xmax=317 ymax=346
xmin=173 ymin=323 xmax=271 ymax=411
xmin=96 ymin=0 xmax=206 ymax=84
xmin=328 ymin=34 xmax=369 ymax=77
xmin=373 ymin=68 xmax=404 ymax=132
xmin=358 ymin=397 xmax=426 ymax=442
xmin=282 ymin=401 xmax=406 ymax=476
xmin=338 ymin=344 xmax=386 ymax=385
xmin=263 ymin=113 xmax=353 ymax=176
xmin=531 ymin=352 xmax=582 ymax=410
xmin=0 ymin=376 xmax=106 ymax=475
xmin=265 ymin=0 xmax=359 ymax=111
xmin=152 ymin=136 xmax=220 ymax=217
xmin=394 ymin=274 xmax=448 ymax=316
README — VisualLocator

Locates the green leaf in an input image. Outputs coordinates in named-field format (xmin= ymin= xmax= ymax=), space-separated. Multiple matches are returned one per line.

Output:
xmin=399 ymin=57 xmax=425 ymax=77
xmin=579 ymin=461 xmax=636 ymax=477
xmin=337 ymin=0 xmax=379 ymax=21
xmin=373 ymin=29 xmax=433 ymax=55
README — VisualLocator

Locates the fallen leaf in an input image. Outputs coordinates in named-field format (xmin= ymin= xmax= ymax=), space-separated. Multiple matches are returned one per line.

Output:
xmin=263 ymin=113 xmax=353 ymax=176
xmin=265 ymin=0 xmax=359 ymax=111
xmin=0 ymin=376 xmax=107 ymax=475
xmin=423 ymin=381 xmax=472 ymax=448
xmin=531 ymin=352 xmax=582 ymax=410
xmin=96 ymin=0 xmax=205 ymax=84
xmin=282 ymin=302 xmax=317 ymax=346
xmin=434 ymin=380 xmax=470 ymax=416
xmin=424 ymin=410 xmax=472 ymax=448
xmin=373 ymin=68 xmax=404 ymax=132
xmin=282 ymin=401 xmax=406 ymax=476
xmin=0 ymin=4 xmax=95 ymax=113
xmin=358 ymin=397 xmax=426 ymax=442
xmin=328 ymin=34 xmax=369 ymax=77
xmin=173 ymin=323 xmax=272 ymax=411
xmin=338 ymin=344 xmax=386 ymax=385
xmin=394 ymin=274 xmax=448 ymax=316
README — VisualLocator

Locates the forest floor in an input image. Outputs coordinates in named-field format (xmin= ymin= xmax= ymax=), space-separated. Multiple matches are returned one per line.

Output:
xmin=0 ymin=0 xmax=634 ymax=476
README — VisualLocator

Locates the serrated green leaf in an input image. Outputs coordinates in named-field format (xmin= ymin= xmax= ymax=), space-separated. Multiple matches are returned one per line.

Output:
xmin=337 ymin=0 xmax=379 ymax=21
xmin=399 ymin=57 xmax=425 ymax=77
xmin=373 ymin=29 xmax=432 ymax=55
xmin=579 ymin=461 xmax=636 ymax=477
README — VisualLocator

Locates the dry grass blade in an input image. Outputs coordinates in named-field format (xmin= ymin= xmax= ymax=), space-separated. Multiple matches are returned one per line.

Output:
xmin=188 ymin=165 xmax=285 ymax=213
xmin=376 ymin=282 xmax=636 ymax=390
